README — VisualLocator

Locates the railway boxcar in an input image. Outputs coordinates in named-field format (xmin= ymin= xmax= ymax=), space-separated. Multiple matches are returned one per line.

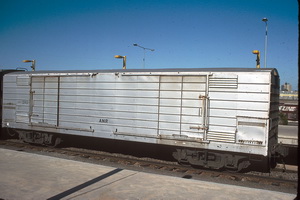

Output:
xmin=1 ymin=68 xmax=286 ymax=171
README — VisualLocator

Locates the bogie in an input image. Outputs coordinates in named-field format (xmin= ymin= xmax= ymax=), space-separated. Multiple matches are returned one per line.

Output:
xmin=16 ymin=130 xmax=62 ymax=147
xmin=173 ymin=148 xmax=252 ymax=172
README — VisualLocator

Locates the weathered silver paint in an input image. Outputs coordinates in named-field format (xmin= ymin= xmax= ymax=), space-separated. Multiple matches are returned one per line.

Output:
xmin=2 ymin=68 xmax=279 ymax=157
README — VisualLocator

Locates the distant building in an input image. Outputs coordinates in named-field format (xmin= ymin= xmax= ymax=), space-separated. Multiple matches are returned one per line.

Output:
xmin=281 ymin=82 xmax=292 ymax=92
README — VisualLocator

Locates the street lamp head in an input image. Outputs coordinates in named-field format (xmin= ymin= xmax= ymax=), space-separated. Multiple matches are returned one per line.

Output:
xmin=262 ymin=18 xmax=268 ymax=22
xmin=22 ymin=59 xmax=35 ymax=71
xmin=252 ymin=50 xmax=260 ymax=69
xmin=133 ymin=43 xmax=154 ymax=68
xmin=114 ymin=55 xmax=126 ymax=69
xmin=114 ymin=55 xmax=124 ymax=59
xmin=23 ymin=60 xmax=33 ymax=63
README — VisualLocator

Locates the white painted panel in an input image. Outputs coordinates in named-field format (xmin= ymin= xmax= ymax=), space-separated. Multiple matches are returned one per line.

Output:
xmin=182 ymin=99 xmax=202 ymax=107
xmin=159 ymin=107 xmax=180 ymax=115
xmin=2 ymin=93 xmax=29 ymax=100
xmin=159 ymin=99 xmax=181 ymax=107
xmin=159 ymin=114 xmax=180 ymax=123
xmin=181 ymin=115 xmax=202 ymax=124
xmin=209 ymin=117 xmax=236 ymax=126
xmin=115 ymin=126 xmax=157 ymax=136
xmin=182 ymin=107 xmax=201 ymax=116
xmin=159 ymin=129 xmax=179 ymax=136
xmin=182 ymin=91 xmax=204 ymax=99
xmin=160 ymin=91 xmax=181 ymax=98
xmin=159 ymin=122 xmax=180 ymax=130
xmin=238 ymin=73 xmax=270 ymax=84
xmin=59 ymin=88 xmax=159 ymax=98
xmin=16 ymin=113 xmax=29 ymax=123
xmin=30 ymin=76 xmax=58 ymax=126
xmin=119 ymin=75 xmax=159 ymax=83
xmin=210 ymin=100 xmax=269 ymax=111
xmin=16 ymin=76 xmax=30 ymax=86
xmin=236 ymin=117 xmax=267 ymax=146
xmin=114 ymin=104 xmax=158 ymax=113
xmin=210 ymin=109 xmax=268 ymax=119
xmin=183 ymin=76 xmax=206 ymax=82
xmin=12 ymin=88 xmax=31 ymax=94
xmin=209 ymin=92 xmax=269 ymax=102
xmin=208 ymin=126 xmax=237 ymax=133
xmin=181 ymin=131 xmax=204 ymax=138
xmin=209 ymin=109 xmax=237 ymax=117
xmin=160 ymin=83 xmax=181 ymax=90
xmin=182 ymin=83 xmax=206 ymax=91
xmin=160 ymin=76 xmax=182 ymax=82
xmin=209 ymin=86 xmax=267 ymax=93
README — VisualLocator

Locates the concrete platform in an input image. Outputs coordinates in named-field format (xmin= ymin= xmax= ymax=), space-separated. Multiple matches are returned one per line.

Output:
xmin=0 ymin=148 xmax=296 ymax=200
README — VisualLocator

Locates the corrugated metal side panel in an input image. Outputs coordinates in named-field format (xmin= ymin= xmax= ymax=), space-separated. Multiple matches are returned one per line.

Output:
xmin=207 ymin=72 xmax=271 ymax=143
xmin=30 ymin=77 xmax=59 ymax=126
xmin=58 ymin=75 xmax=160 ymax=136
xmin=57 ymin=74 xmax=208 ymax=139
xmin=158 ymin=76 xmax=207 ymax=138
xmin=209 ymin=77 xmax=238 ymax=88
xmin=2 ymin=70 xmax=274 ymax=153
xmin=206 ymin=131 xmax=236 ymax=143
xmin=2 ymin=75 xmax=30 ymax=125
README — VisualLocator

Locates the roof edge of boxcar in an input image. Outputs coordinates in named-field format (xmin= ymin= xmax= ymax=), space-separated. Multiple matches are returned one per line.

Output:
xmin=4 ymin=67 xmax=278 ymax=75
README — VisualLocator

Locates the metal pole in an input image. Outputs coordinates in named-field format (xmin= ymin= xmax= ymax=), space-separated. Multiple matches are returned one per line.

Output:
xmin=264 ymin=22 xmax=268 ymax=68
xmin=32 ymin=60 xmax=36 ymax=71
xmin=252 ymin=50 xmax=260 ymax=68
xmin=256 ymin=53 xmax=261 ymax=68
xmin=123 ymin=56 xmax=126 ymax=70
xmin=143 ymin=48 xmax=145 ymax=69
xmin=262 ymin=18 xmax=268 ymax=68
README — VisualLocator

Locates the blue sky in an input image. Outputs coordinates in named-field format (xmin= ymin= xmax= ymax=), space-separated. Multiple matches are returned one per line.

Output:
xmin=0 ymin=0 xmax=298 ymax=90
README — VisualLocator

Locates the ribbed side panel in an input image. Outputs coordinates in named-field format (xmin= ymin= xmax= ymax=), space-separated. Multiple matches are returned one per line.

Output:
xmin=209 ymin=77 xmax=238 ymax=88
xmin=206 ymin=131 xmax=236 ymax=143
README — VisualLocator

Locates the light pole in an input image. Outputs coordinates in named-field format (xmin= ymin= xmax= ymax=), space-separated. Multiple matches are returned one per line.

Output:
xmin=262 ymin=17 xmax=268 ymax=68
xmin=252 ymin=50 xmax=260 ymax=68
xmin=23 ymin=59 xmax=36 ymax=71
xmin=114 ymin=55 xmax=126 ymax=69
xmin=133 ymin=43 xmax=154 ymax=68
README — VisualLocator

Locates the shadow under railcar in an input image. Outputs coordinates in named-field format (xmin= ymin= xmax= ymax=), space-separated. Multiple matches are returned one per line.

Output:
xmin=60 ymin=134 xmax=177 ymax=162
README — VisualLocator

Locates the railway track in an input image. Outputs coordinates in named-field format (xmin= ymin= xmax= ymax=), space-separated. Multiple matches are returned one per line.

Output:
xmin=0 ymin=139 xmax=297 ymax=194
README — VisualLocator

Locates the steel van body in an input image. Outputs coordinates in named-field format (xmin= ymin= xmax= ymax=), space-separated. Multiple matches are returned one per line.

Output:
xmin=1 ymin=68 xmax=281 ymax=171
